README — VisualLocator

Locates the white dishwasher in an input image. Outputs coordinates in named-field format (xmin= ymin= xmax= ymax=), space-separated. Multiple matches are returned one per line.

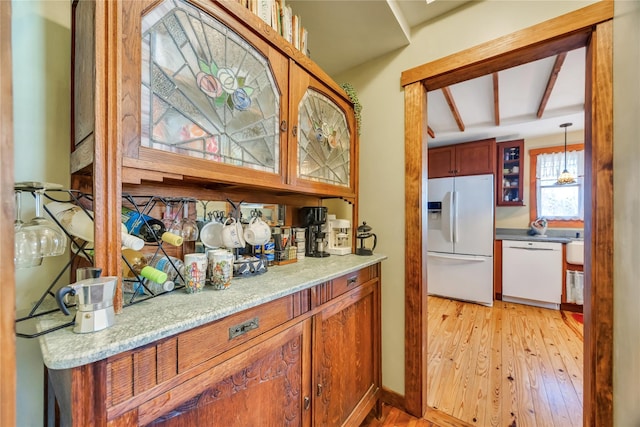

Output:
xmin=502 ymin=240 xmax=562 ymax=310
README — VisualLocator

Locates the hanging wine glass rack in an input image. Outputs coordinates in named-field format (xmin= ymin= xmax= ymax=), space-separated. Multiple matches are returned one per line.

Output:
xmin=15 ymin=185 xmax=195 ymax=338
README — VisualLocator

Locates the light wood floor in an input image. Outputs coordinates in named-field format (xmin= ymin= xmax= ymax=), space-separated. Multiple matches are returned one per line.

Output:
xmin=363 ymin=296 xmax=584 ymax=427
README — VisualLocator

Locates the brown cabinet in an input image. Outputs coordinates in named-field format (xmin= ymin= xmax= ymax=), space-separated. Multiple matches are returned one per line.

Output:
xmin=428 ymin=138 xmax=496 ymax=178
xmin=47 ymin=264 xmax=381 ymax=427
xmin=288 ymin=63 xmax=358 ymax=199
xmin=71 ymin=0 xmax=356 ymax=200
xmin=496 ymin=139 xmax=524 ymax=205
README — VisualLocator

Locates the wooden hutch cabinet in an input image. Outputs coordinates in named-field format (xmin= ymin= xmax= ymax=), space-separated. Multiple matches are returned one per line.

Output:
xmin=427 ymin=138 xmax=496 ymax=178
xmin=71 ymin=0 xmax=357 ymax=201
xmin=53 ymin=0 xmax=377 ymax=426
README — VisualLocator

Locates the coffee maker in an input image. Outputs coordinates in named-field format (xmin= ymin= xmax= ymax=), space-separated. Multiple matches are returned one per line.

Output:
xmin=299 ymin=206 xmax=330 ymax=257
xmin=327 ymin=215 xmax=352 ymax=255
xmin=56 ymin=275 xmax=117 ymax=333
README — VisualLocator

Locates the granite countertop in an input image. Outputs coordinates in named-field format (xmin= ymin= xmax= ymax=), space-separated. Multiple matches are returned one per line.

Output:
xmin=495 ymin=227 xmax=582 ymax=244
xmin=38 ymin=254 xmax=387 ymax=370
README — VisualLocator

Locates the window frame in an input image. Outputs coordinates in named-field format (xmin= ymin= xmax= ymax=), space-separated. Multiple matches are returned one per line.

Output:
xmin=529 ymin=143 xmax=585 ymax=228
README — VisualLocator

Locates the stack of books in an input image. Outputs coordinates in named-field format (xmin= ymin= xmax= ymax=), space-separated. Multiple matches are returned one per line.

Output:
xmin=236 ymin=0 xmax=309 ymax=56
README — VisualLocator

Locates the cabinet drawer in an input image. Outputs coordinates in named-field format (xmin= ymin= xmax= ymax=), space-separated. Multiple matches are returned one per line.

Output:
xmin=333 ymin=267 xmax=373 ymax=297
xmin=316 ymin=266 xmax=376 ymax=305
xmin=178 ymin=295 xmax=294 ymax=372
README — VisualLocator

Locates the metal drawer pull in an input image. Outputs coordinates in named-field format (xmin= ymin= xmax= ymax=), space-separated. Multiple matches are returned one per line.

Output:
xmin=229 ymin=317 xmax=259 ymax=339
xmin=280 ymin=120 xmax=287 ymax=132
xmin=317 ymin=383 xmax=323 ymax=396
xmin=347 ymin=276 xmax=358 ymax=286
xmin=304 ymin=396 xmax=310 ymax=411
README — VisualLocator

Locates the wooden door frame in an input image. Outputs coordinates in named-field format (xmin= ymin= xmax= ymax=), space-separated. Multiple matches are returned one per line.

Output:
xmin=0 ymin=1 xmax=16 ymax=426
xmin=401 ymin=2 xmax=614 ymax=426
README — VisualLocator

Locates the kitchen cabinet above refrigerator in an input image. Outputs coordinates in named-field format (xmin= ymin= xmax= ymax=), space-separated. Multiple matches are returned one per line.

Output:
xmin=427 ymin=138 xmax=496 ymax=179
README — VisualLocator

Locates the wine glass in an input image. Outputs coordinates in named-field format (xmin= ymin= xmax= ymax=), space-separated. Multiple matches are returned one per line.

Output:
xmin=23 ymin=189 xmax=67 ymax=257
xmin=162 ymin=199 xmax=182 ymax=236
xmin=14 ymin=190 xmax=43 ymax=268
xmin=179 ymin=201 xmax=199 ymax=241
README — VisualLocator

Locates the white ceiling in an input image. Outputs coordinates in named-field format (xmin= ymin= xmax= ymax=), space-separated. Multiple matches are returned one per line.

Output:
xmin=286 ymin=0 xmax=585 ymax=147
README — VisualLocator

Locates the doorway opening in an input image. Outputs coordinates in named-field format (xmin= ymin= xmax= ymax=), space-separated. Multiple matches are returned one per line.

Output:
xmin=401 ymin=3 xmax=614 ymax=426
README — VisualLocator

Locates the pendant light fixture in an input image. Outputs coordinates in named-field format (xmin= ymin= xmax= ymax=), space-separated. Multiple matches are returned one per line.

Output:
xmin=556 ymin=122 xmax=576 ymax=185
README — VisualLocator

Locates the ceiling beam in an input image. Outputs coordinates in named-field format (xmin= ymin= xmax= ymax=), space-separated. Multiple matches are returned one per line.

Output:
xmin=427 ymin=126 xmax=435 ymax=139
xmin=537 ymin=52 xmax=567 ymax=118
xmin=492 ymin=72 xmax=500 ymax=126
xmin=441 ymin=87 xmax=465 ymax=131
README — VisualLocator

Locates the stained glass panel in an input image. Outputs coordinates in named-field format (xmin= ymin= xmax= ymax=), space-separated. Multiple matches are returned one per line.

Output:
xmin=141 ymin=0 xmax=279 ymax=173
xmin=298 ymin=90 xmax=350 ymax=186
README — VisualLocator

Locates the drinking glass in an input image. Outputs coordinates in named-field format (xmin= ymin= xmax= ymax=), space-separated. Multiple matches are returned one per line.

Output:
xmin=24 ymin=189 xmax=67 ymax=257
xmin=180 ymin=201 xmax=199 ymax=241
xmin=162 ymin=200 xmax=182 ymax=236
xmin=14 ymin=190 xmax=43 ymax=268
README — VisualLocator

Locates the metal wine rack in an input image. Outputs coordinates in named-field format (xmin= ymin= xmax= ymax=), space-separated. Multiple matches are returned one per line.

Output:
xmin=14 ymin=187 xmax=194 ymax=338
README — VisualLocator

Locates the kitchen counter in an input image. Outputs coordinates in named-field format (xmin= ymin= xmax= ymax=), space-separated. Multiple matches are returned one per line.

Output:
xmin=38 ymin=254 xmax=387 ymax=370
xmin=495 ymin=233 xmax=573 ymax=244
xmin=495 ymin=227 xmax=582 ymax=244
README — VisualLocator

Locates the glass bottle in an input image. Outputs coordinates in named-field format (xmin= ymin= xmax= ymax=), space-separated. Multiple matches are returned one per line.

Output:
xmin=122 ymin=207 xmax=183 ymax=246
xmin=121 ymin=248 xmax=168 ymax=294
xmin=148 ymin=255 xmax=185 ymax=284
xmin=47 ymin=201 xmax=144 ymax=250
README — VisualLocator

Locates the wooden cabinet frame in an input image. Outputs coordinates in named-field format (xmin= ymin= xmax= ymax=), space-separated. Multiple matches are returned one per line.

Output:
xmin=401 ymin=3 xmax=614 ymax=426
xmin=47 ymin=265 xmax=381 ymax=426
xmin=74 ymin=0 xmax=359 ymax=311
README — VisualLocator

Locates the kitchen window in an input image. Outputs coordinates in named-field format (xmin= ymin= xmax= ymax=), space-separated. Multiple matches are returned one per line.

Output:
xmin=529 ymin=144 xmax=585 ymax=228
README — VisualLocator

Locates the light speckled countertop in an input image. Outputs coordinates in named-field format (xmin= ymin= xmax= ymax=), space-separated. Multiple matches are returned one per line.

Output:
xmin=38 ymin=254 xmax=387 ymax=370
xmin=495 ymin=228 xmax=582 ymax=244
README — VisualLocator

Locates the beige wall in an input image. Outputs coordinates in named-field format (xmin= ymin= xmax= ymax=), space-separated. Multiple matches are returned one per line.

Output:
xmin=12 ymin=1 xmax=70 ymax=425
xmin=336 ymin=0 xmax=601 ymax=396
xmin=612 ymin=1 xmax=640 ymax=426
xmin=495 ymin=129 xmax=584 ymax=229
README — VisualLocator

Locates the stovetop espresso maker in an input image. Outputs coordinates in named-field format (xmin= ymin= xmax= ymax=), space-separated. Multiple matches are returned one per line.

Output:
xmin=56 ymin=272 xmax=117 ymax=334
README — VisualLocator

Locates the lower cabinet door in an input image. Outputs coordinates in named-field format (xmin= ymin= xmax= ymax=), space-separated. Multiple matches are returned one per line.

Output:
xmin=139 ymin=320 xmax=312 ymax=427
xmin=313 ymin=280 xmax=379 ymax=426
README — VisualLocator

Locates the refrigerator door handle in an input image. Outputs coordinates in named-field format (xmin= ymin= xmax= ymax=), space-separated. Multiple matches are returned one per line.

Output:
xmin=442 ymin=192 xmax=454 ymax=243
xmin=427 ymin=253 xmax=487 ymax=262
xmin=452 ymin=190 xmax=459 ymax=243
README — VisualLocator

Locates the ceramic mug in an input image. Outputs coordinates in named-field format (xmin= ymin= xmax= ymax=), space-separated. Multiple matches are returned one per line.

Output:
xmin=183 ymin=253 xmax=207 ymax=293
xmin=207 ymin=249 xmax=234 ymax=290
xmin=244 ymin=217 xmax=271 ymax=246
xmin=200 ymin=220 xmax=223 ymax=248
xmin=221 ymin=217 xmax=245 ymax=248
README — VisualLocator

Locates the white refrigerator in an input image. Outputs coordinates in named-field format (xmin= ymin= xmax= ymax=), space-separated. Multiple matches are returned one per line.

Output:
xmin=427 ymin=174 xmax=494 ymax=306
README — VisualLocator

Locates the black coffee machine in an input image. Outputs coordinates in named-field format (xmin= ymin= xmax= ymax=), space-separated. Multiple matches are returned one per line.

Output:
xmin=299 ymin=206 xmax=330 ymax=258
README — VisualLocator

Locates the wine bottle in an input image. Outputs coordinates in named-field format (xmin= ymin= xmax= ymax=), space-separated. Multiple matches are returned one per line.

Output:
xmin=122 ymin=207 xmax=183 ymax=246
xmin=121 ymin=248 xmax=168 ymax=284
xmin=46 ymin=201 xmax=144 ymax=251
xmin=145 ymin=279 xmax=175 ymax=294
xmin=148 ymin=255 xmax=185 ymax=284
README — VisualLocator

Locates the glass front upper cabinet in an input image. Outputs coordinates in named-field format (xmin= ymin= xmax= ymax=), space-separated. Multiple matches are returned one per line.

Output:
xmin=140 ymin=0 xmax=280 ymax=174
xmin=297 ymin=89 xmax=351 ymax=188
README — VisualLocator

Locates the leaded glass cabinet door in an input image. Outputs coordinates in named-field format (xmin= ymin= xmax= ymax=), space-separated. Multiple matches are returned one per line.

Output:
xmin=134 ymin=0 xmax=287 ymax=187
xmin=290 ymin=65 xmax=356 ymax=198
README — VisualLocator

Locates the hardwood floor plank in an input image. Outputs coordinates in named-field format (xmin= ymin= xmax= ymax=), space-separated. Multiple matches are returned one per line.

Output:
xmin=486 ymin=301 xmax=503 ymax=427
xmin=529 ymin=307 xmax=576 ymax=427
xmin=423 ymin=296 xmax=583 ymax=427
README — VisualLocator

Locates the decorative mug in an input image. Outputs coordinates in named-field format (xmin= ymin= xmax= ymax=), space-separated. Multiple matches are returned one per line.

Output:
xmin=244 ymin=217 xmax=271 ymax=246
xmin=221 ymin=217 xmax=245 ymax=248
xmin=207 ymin=249 xmax=234 ymax=290
xmin=183 ymin=253 xmax=207 ymax=293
